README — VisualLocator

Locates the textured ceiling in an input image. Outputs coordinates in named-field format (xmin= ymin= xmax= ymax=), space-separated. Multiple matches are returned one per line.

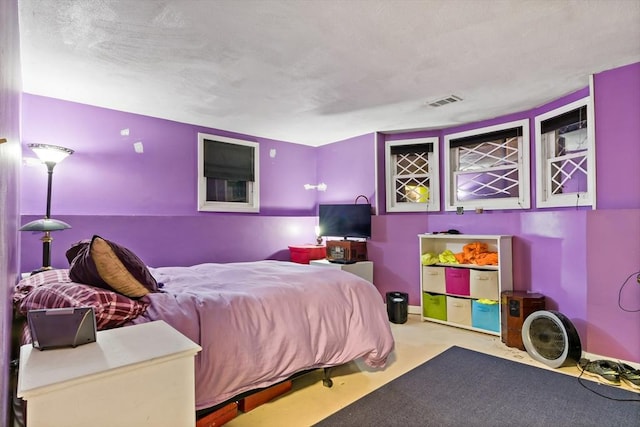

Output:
xmin=18 ymin=0 xmax=640 ymax=146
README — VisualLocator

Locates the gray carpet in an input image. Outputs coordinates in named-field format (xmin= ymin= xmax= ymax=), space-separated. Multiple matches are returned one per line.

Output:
xmin=315 ymin=346 xmax=640 ymax=427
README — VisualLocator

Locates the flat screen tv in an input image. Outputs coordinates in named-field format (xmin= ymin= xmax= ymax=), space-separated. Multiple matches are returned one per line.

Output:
xmin=318 ymin=204 xmax=372 ymax=239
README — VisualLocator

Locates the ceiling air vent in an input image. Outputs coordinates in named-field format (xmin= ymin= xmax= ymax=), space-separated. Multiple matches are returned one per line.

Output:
xmin=427 ymin=95 xmax=463 ymax=107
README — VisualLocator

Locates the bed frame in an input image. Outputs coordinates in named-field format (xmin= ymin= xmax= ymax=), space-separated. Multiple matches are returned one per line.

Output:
xmin=195 ymin=366 xmax=334 ymax=425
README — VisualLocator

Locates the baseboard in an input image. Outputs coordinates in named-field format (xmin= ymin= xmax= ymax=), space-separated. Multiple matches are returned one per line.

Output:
xmin=408 ymin=305 xmax=421 ymax=315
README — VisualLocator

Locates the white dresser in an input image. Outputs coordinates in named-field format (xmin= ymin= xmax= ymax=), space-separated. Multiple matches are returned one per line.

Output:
xmin=310 ymin=259 xmax=374 ymax=283
xmin=18 ymin=320 xmax=201 ymax=427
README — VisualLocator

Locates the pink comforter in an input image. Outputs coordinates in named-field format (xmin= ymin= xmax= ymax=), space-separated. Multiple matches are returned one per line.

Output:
xmin=128 ymin=260 xmax=395 ymax=410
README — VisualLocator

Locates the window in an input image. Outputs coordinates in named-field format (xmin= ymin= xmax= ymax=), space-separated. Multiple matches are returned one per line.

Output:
xmin=385 ymin=137 xmax=440 ymax=212
xmin=534 ymin=97 xmax=595 ymax=208
xmin=444 ymin=120 xmax=530 ymax=211
xmin=197 ymin=133 xmax=259 ymax=213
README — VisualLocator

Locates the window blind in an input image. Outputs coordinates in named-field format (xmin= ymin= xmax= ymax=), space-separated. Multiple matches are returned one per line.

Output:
xmin=450 ymin=127 xmax=522 ymax=148
xmin=541 ymin=106 xmax=587 ymax=134
xmin=204 ymin=139 xmax=254 ymax=181
xmin=390 ymin=143 xmax=433 ymax=155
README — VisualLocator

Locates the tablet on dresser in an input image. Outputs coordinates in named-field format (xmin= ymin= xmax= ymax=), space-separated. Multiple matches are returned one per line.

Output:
xmin=27 ymin=307 xmax=97 ymax=350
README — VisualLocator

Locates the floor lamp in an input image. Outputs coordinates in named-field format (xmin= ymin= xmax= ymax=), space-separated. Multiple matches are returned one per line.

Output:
xmin=20 ymin=143 xmax=74 ymax=274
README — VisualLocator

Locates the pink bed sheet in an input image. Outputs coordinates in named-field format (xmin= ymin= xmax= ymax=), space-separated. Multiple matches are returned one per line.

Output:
xmin=128 ymin=260 xmax=395 ymax=410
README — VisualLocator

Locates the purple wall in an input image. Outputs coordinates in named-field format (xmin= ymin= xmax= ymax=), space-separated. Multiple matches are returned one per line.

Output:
xmin=370 ymin=210 xmax=590 ymax=321
xmin=0 ymin=0 xmax=22 ymax=424
xmin=20 ymin=96 xmax=324 ymax=271
xmin=593 ymin=62 xmax=640 ymax=209
xmin=587 ymin=210 xmax=640 ymax=361
xmin=20 ymin=214 xmax=318 ymax=269
xmin=21 ymin=96 xmax=319 ymax=217
xmin=19 ymin=62 xmax=640 ymax=363
xmin=585 ymin=62 xmax=640 ymax=361
xmin=316 ymin=134 xmax=377 ymax=207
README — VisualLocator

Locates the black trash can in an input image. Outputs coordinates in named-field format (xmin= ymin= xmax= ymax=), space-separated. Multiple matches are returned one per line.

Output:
xmin=386 ymin=291 xmax=408 ymax=324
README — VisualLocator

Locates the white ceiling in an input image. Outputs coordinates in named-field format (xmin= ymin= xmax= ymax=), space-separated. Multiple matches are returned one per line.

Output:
xmin=18 ymin=0 xmax=640 ymax=146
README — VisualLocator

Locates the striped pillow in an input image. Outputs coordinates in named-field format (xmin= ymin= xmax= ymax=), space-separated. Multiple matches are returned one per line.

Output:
xmin=15 ymin=272 xmax=148 ymax=330
xmin=14 ymin=268 xmax=72 ymax=291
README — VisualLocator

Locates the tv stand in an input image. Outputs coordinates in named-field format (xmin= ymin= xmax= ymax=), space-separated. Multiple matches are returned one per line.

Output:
xmin=310 ymin=259 xmax=373 ymax=283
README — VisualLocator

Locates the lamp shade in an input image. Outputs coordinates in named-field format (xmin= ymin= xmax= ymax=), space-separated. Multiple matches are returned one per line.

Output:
xmin=28 ymin=143 xmax=74 ymax=164
xmin=20 ymin=218 xmax=71 ymax=232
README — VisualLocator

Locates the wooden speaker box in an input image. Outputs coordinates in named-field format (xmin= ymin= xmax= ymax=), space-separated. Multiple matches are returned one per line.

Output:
xmin=326 ymin=240 xmax=367 ymax=263
xmin=500 ymin=291 xmax=545 ymax=350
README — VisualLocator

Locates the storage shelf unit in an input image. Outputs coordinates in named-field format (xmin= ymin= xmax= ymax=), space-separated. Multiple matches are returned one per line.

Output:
xmin=419 ymin=234 xmax=513 ymax=336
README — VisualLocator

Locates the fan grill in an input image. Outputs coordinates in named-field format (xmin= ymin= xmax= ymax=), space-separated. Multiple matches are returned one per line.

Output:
xmin=528 ymin=317 xmax=565 ymax=360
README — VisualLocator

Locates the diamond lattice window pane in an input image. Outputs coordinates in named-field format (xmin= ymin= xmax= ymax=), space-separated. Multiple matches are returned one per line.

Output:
xmin=395 ymin=153 xmax=429 ymax=175
xmin=458 ymin=139 xmax=519 ymax=171
xmin=549 ymin=154 xmax=588 ymax=195
xmin=455 ymin=168 xmax=520 ymax=201
xmin=393 ymin=151 xmax=431 ymax=203
xmin=394 ymin=178 xmax=430 ymax=203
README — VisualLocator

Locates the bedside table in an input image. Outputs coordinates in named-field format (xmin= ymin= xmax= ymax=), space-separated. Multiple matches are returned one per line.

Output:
xmin=310 ymin=259 xmax=374 ymax=283
xmin=18 ymin=320 xmax=201 ymax=427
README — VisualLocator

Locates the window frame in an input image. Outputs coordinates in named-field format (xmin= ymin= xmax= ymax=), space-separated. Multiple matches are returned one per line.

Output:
xmin=197 ymin=133 xmax=260 ymax=213
xmin=534 ymin=96 xmax=595 ymax=209
xmin=385 ymin=137 xmax=440 ymax=213
xmin=443 ymin=119 xmax=530 ymax=211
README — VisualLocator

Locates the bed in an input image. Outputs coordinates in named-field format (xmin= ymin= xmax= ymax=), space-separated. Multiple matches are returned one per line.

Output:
xmin=12 ymin=235 xmax=395 ymax=415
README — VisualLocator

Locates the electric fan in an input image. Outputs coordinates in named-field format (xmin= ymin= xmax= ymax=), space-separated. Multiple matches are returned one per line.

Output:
xmin=521 ymin=310 xmax=582 ymax=368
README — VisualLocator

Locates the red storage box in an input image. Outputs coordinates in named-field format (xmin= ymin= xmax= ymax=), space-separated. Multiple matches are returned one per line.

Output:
xmin=196 ymin=402 xmax=237 ymax=427
xmin=445 ymin=267 xmax=470 ymax=296
xmin=288 ymin=245 xmax=326 ymax=264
